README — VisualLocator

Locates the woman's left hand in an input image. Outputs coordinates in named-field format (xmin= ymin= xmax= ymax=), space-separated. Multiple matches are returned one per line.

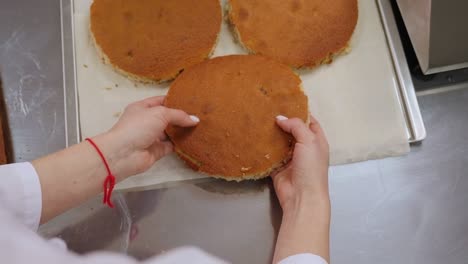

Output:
xmin=93 ymin=96 xmax=199 ymax=180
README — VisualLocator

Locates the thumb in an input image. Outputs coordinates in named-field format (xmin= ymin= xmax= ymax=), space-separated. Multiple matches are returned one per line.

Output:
xmin=276 ymin=115 xmax=314 ymax=144
xmin=159 ymin=108 xmax=200 ymax=127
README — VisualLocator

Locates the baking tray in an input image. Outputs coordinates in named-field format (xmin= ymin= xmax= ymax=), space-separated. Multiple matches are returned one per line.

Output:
xmin=59 ymin=0 xmax=425 ymax=146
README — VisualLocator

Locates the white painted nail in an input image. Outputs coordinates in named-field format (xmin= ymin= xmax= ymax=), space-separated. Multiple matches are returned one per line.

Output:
xmin=276 ymin=115 xmax=288 ymax=121
xmin=190 ymin=115 xmax=200 ymax=122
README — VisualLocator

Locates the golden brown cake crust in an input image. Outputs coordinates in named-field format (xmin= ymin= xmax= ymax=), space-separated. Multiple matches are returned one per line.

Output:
xmin=228 ymin=0 xmax=358 ymax=68
xmin=165 ymin=55 xmax=308 ymax=180
xmin=90 ymin=0 xmax=222 ymax=82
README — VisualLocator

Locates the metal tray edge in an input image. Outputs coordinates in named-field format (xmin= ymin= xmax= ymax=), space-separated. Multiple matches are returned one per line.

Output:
xmin=377 ymin=0 xmax=427 ymax=143
xmin=60 ymin=0 xmax=81 ymax=147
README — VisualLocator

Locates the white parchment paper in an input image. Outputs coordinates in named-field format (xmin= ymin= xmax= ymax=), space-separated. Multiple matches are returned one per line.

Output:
xmin=74 ymin=0 xmax=409 ymax=191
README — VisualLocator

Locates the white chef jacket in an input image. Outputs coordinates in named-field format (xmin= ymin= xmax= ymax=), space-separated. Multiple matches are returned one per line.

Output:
xmin=0 ymin=162 xmax=328 ymax=264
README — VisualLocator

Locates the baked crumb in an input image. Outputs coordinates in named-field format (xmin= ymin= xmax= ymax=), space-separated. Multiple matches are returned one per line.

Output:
xmin=241 ymin=166 xmax=252 ymax=172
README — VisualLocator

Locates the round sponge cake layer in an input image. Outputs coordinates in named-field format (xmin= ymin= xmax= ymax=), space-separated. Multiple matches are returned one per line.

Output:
xmin=165 ymin=55 xmax=308 ymax=180
xmin=228 ymin=0 xmax=358 ymax=68
xmin=90 ymin=0 xmax=222 ymax=83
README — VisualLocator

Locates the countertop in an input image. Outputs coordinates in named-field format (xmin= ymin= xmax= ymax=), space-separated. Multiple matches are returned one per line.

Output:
xmin=2 ymin=0 xmax=468 ymax=263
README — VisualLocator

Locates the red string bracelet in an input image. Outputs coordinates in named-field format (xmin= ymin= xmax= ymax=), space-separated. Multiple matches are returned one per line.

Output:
xmin=85 ymin=138 xmax=116 ymax=208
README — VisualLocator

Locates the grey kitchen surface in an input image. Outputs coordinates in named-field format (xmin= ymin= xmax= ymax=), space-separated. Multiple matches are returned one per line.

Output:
xmin=0 ymin=0 xmax=66 ymax=161
xmin=2 ymin=0 xmax=468 ymax=264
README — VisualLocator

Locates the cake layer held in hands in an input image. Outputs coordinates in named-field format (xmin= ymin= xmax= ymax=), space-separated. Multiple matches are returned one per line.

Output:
xmin=90 ymin=0 xmax=222 ymax=83
xmin=165 ymin=55 xmax=309 ymax=181
xmin=228 ymin=0 xmax=358 ymax=68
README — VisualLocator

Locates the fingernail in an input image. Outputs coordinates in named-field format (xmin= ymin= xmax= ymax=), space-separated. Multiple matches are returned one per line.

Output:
xmin=189 ymin=115 xmax=200 ymax=123
xmin=276 ymin=115 xmax=288 ymax=121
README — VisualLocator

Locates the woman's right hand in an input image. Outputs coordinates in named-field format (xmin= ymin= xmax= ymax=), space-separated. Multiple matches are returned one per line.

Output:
xmin=272 ymin=114 xmax=330 ymax=213
xmin=272 ymin=114 xmax=331 ymax=263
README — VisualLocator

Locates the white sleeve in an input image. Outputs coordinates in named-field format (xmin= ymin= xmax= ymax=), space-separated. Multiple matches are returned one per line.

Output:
xmin=0 ymin=164 xmax=228 ymax=264
xmin=142 ymin=247 xmax=228 ymax=264
xmin=84 ymin=247 xmax=228 ymax=264
xmin=278 ymin=253 xmax=328 ymax=264
xmin=0 ymin=162 xmax=42 ymax=230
